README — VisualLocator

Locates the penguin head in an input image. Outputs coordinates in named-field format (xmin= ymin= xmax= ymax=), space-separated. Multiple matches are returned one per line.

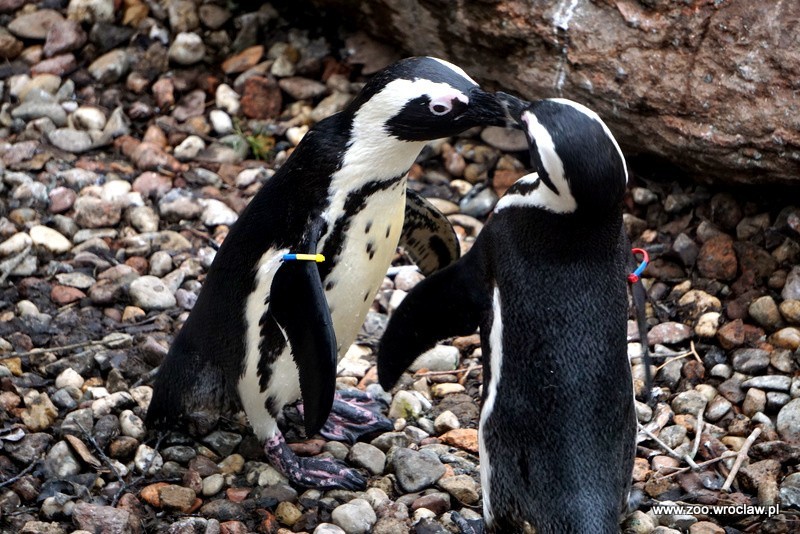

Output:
xmin=495 ymin=95 xmax=628 ymax=215
xmin=345 ymin=56 xmax=509 ymax=142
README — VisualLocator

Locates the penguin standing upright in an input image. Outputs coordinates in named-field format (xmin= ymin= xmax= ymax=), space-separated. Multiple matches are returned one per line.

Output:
xmin=379 ymin=96 xmax=636 ymax=532
xmin=146 ymin=57 xmax=509 ymax=490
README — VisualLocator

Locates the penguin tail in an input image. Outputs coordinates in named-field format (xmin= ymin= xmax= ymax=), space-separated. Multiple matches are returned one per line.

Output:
xmin=145 ymin=335 xmax=233 ymax=435
xmin=378 ymin=250 xmax=490 ymax=390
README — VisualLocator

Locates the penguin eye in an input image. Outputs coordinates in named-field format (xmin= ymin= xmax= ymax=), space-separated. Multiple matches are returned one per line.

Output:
xmin=428 ymin=100 xmax=452 ymax=116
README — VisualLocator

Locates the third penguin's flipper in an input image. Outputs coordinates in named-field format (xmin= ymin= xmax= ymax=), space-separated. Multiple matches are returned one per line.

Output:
xmin=378 ymin=250 xmax=490 ymax=390
xmin=270 ymin=257 xmax=337 ymax=437
xmin=400 ymin=189 xmax=461 ymax=276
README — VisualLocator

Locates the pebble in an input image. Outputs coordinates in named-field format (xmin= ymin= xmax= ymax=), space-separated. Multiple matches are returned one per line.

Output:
xmin=438 ymin=474 xmax=480 ymax=504
xmin=331 ymin=498 xmax=377 ymax=534
xmin=389 ymin=390 xmax=424 ymax=420
xmin=88 ymin=49 xmax=129 ymax=83
xmin=780 ymin=472 xmax=800 ymax=508
xmin=749 ymin=296 xmax=782 ymax=329
xmin=200 ymin=198 xmax=239 ymax=227
xmin=697 ymin=235 xmax=738 ymax=281
xmin=174 ymin=135 xmax=205 ymax=160
xmin=346 ymin=442 xmax=385 ymax=475
xmin=434 ymin=410 xmax=460 ymax=434
xmin=671 ymin=390 xmax=708 ymax=416
xmin=129 ymin=275 xmax=176 ymax=310
xmin=777 ymin=398 xmax=800 ymax=442
xmin=169 ymin=32 xmax=206 ymax=65
xmin=769 ymin=327 xmax=800 ymax=350
xmin=202 ymin=473 xmax=225 ymax=496
xmin=135 ymin=443 xmax=163 ymax=475
xmin=29 ymin=225 xmax=72 ymax=254
xmin=216 ymin=83 xmax=241 ymax=114
xmin=314 ymin=524 xmax=346 ymax=534
xmin=409 ymin=344 xmax=459 ymax=372
xmin=8 ymin=9 xmax=64 ymax=40
xmin=49 ymin=127 xmax=95 ymax=153
xmin=209 ymin=109 xmax=234 ymax=134
xmin=12 ymin=101 xmax=67 ymax=126
xmin=72 ymin=503 xmax=133 ymax=534
xmin=648 ymin=322 xmax=692 ymax=345
xmin=731 ymin=348 xmax=770 ymax=374
xmin=44 ymin=440 xmax=81 ymax=478
xmin=780 ymin=300 xmax=800 ymax=324
xmin=392 ymin=448 xmax=445 ymax=492
xmin=55 ymin=368 xmax=84 ymax=389
xmin=119 ymin=409 xmax=146 ymax=440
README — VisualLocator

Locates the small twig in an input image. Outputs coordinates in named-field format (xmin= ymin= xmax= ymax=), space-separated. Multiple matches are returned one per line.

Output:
xmin=721 ymin=427 xmax=762 ymax=492
xmin=458 ymin=362 xmax=480 ymax=386
xmin=0 ymin=244 xmax=32 ymax=286
xmin=76 ymin=422 xmax=125 ymax=488
xmin=689 ymin=340 xmax=702 ymax=364
xmin=655 ymin=351 xmax=693 ymax=372
xmin=10 ymin=338 xmax=109 ymax=358
xmin=0 ymin=454 xmax=41 ymax=488
xmin=131 ymin=366 xmax=160 ymax=388
xmin=637 ymin=422 xmax=699 ymax=468
xmin=418 ymin=365 xmax=482 ymax=377
xmin=690 ymin=408 xmax=704 ymax=462
xmin=654 ymin=451 xmax=738 ymax=480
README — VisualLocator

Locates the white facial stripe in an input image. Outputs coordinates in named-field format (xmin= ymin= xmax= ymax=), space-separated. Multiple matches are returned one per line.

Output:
xmin=495 ymin=111 xmax=577 ymax=213
xmin=480 ymin=286 xmax=504 ymax=527
xmin=429 ymin=56 xmax=478 ymax=85
xmin=549 ymin=98 xmax=629 ymax=183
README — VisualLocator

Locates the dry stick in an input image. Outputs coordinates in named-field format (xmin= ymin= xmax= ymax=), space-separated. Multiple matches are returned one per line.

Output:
xmin=690 ymin=408 xmax=705 ymax=462
xmin=637 ymin=423 xmax=700 ymax=469
xmin=721 ymin=427 xmax=762 ymax=492
xmin=76 ymin=421 xmax=126 ymax=489
xmin=418 ymin=366 xmax=482 ymax=377
xmin=458 ymin=363 xmax=480 ymax=386
xmin=655 ymin=451 xmax=738 ymax=481
xmin=10 ymin=338 xmax=109 ymax=358
xmin=0 ymin=454 xmax=41 ymax=488
xmin=0 ymin=244 xmax=32 ymax=286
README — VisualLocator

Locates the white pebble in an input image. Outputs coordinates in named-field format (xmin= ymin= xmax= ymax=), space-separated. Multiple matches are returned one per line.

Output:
xmin=55 ymin=368 xmax=84 ymax=390
xmin=216 ymin=83 xmax=240 ymax=115
xmin=174 ymin=135 xmax=206 ymax=161
xmin=30 ymin=225 xmax=72 ymax=254
xmin=209 ymin=110 xmax=233 ymax=134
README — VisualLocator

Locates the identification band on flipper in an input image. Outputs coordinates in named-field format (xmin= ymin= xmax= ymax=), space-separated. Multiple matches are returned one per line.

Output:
xmin=282 ymin=253 xmax=325 ymax=262
xmin=627 ymin=247 xmax=656 ymax=405
xmin=627 ymin=248 xmax=649 ymax=283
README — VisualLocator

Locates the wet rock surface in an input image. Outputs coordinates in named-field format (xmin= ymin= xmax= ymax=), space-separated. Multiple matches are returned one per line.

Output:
xmin=0 ymin=2 xmax=798 ymax=534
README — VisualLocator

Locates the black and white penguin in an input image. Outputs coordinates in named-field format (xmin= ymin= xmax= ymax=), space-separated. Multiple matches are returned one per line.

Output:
xmin=379 ymin=96 xmax=637 ymax=532
xmin=146 ymin=57 xmax=509 ymax=490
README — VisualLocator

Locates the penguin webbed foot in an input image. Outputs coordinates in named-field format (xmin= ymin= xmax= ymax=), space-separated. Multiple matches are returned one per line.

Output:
xmin=264 ymin=432 xmax=366 ymax=491
xmin=300 ymin=390 xmax=393 ymax=444
xmin=451 ymin=511 xmax=486 ymax=534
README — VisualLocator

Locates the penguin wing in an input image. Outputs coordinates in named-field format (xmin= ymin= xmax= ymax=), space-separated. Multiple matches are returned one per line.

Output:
xmin=270 ymin=258 xmax=337 ymax=437
xmin=400 ymin=190 xmax=461 ymax=276
xmin=378 ymin=248 xmax=491 ymax=389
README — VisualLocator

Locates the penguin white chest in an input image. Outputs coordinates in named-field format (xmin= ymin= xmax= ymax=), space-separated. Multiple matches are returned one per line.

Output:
xmin=323 ymin=183 xmax=406 ymax=353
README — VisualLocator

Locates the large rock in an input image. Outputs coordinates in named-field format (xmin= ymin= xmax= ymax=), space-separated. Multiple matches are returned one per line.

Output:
xmin=310 ymin=0 xmax=800 ymax=185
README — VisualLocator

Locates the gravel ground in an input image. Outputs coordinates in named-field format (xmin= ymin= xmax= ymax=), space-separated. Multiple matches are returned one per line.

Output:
xmin=1 ymin=2 xmax=799 ymax=534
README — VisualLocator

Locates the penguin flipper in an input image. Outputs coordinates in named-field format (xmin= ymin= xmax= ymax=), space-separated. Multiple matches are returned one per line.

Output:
xmin=400 ymin=189 xmax=461 ymax=276
xmin=270 ymin=259 xmax=337 ymax=437
xmin=378 ymin=250 xmax=490 ymax=390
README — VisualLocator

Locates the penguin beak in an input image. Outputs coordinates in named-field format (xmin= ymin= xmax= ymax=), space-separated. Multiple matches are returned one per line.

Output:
xmin=495 ymin=91 xmax=529 ymax=125
xmin=462 ymin=87 xmax=513 ymax=128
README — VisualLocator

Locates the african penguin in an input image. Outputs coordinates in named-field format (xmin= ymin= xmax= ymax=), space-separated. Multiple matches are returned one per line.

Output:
xmin=146 ymin=57 xmax=509 ymax=490
xmin=379 ymin=96 xmax=637 ymax=532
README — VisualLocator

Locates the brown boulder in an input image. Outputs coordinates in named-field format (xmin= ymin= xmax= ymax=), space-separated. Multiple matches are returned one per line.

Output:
xmin=311 ymin=0 xmax=800 ymax=185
